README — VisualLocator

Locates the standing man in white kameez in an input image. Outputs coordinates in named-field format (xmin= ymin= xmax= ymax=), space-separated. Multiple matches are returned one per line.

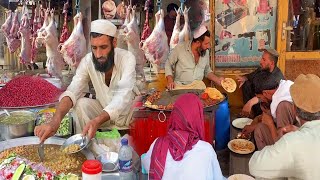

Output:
xmin=35 ymin=19 xmax=136 ymax=142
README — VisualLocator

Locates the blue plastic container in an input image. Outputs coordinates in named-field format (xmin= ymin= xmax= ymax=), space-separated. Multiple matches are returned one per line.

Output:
xmin=215 ymin=96 xmax=230 ymax=150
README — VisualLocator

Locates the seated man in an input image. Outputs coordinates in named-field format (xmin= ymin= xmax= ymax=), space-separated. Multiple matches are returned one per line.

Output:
xmin=141 ymin=94 xmax=225 ymax=180
xmin=249 ymin=74 xmax=320 ymax=179
xmin=242 ymin=80 xmax=298 ymax=150
xmin=165 ymin=25 xmax=224 ymax=90
xmin=236 ymin=48 xmax=284 ymax=117
xmin=35 ymin=19 xmax=136 ymax=142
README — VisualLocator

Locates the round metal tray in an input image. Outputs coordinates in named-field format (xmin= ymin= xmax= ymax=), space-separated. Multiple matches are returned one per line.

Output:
xmin=0 ymin=136 xmax=95 ymax=160
xmin=144 ymin=89 xmax=225 ymax=112
xmin=0 ymin=102 xmax=58 ymax=110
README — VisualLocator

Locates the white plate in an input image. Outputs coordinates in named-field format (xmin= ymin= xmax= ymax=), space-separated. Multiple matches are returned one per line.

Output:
xmin=228 ymin=139 xmax=255 ymax=155
xmin=232 ymin=118 xmax=253 ymax=129
xmin=228 ymin=174 xmax=255 ymax=180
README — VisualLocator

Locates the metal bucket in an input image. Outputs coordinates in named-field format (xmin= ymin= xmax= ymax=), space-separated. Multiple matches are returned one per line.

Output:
xmin=0 ymin=110 xmax=36 ymax=140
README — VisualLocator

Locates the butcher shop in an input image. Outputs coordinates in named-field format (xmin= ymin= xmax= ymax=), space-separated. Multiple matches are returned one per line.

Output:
xmin=1 ymin=0 xmax=320 ymax=179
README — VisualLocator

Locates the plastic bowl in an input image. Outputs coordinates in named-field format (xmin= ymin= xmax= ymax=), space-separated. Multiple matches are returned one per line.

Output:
xmin=96 ymin=152 xmax=119 ymax=172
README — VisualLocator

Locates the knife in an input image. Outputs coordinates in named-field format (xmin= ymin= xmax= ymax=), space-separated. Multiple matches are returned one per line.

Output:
xmin=38 ymin=142 xmax=44 ymax=162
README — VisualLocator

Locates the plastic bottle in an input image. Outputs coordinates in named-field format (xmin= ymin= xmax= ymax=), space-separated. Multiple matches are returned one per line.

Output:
xmin=119 ymin=138 xmax=134 ymax=180
xmin=82 ymin=160 xmax=102 ymax=180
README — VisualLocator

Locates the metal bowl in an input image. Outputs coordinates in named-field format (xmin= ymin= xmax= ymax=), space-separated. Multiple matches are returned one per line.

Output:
xmin=96 ymin=152 xmax=119 ymax=172
xmin=60 ymin=134 xmax=90 ymax=154
xmin=0 ymin=110 xmax=36 ymax=140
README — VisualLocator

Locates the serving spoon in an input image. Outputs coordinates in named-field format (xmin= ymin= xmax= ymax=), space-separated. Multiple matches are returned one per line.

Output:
xmin=3 ymin=109 xmax=10 ymax=116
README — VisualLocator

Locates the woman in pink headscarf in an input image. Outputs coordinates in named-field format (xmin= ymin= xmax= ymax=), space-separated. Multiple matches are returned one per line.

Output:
xmin=141 ymin=93 xmax=225 ymax=180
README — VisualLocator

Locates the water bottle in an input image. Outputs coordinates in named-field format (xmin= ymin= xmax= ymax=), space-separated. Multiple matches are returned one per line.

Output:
xmin=119 ymin=138 xmax=134 ymax=180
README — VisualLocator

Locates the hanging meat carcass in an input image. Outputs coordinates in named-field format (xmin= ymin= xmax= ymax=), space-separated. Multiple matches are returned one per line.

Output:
xmin=6 ymin=10 xmax=21 ymax=53
xmin=141 ymin=0 xmax=152 ymax=41
xmin=123 ymin=5 xmax=146 ymax=76
xmin=59 ymin=1 xmax=70 ymax=43
xmin=169 ymin=8 xmax=182 ymax=50
xmin=179 ymin=7 xmax=191 ymax=43
xmin=18 ymin=13 xmax=33 ymax=67
xmin=102 ymin=0 xmax=117 ymax=19
xmin=117 ymin=5 xmax=131 ymax=50
xmin=37 ymin=9 xmax=65 ymax=78
xmin=1 ymin=10 xmax=13 ymax=38
xmin=116 ymin=1 xmax=126 ymax=20
xmin=140 ymin=9 xmax=169 ymax=66
xmin=169 ymin=7 xmax=191 ymax=50
xmin=36 ymin=8 xmax=50 ymax=47
xmin=31 ymin=2 xmax=42 ymax=62
xmin=58 ymin=12 xmax=86 ymax=68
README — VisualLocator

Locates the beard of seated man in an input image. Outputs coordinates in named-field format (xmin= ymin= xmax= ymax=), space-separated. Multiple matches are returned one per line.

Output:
xmin=92 ymin=46 xmax=115 ymax=73
xmin=197 ymin=47 xmax=207 ymax=57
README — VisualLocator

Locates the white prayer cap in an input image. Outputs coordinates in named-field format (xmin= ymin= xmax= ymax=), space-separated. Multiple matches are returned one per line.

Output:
xmin=91 ymin=19 xmax=117 ymax=37
xmin=193 ymin=24 xmax=208 ymax=39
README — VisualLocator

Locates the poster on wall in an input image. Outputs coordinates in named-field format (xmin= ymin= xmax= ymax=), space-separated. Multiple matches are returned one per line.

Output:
xmin=214 ymin=0 xmax=277 ymax=67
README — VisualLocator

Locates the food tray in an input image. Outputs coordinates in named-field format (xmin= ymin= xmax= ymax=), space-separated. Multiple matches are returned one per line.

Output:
xmin=144 ymin=89 xmax=225 ymax=112
xmin=0 ymin=101 xmax=57 ymax=110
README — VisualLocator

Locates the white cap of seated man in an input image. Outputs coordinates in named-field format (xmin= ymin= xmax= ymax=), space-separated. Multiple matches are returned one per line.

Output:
xmin=193 ymin=24 xmax=208 ymax=39
xmin=91 ymin=19 xmax=117 ymax=37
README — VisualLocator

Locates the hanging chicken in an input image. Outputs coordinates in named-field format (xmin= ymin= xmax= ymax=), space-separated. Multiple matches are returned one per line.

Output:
xmin=140 ymin=9 xmax=169 ymax=67
xmin=123 ymin=5 xmax=146 ymax=76
xmin=58 ymin=12 xmax=86 ymax=68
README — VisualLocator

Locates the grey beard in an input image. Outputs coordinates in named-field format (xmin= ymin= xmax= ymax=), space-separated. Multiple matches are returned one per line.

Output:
xmin=92 ymin=49 xmax=115 ymax=73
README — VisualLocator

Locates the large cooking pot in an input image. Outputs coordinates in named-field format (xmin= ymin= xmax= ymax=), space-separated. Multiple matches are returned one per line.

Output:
xmin=0 ymin=110 xmax=36 ymax=140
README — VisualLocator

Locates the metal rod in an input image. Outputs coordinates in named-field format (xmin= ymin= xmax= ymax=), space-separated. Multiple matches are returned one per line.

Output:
xmin=98 ymin=0 xmax=101 ymax=19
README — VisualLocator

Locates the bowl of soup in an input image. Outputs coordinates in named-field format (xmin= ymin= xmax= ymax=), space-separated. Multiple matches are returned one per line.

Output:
xmin=0 ymin=110 xmax=36 ymax=140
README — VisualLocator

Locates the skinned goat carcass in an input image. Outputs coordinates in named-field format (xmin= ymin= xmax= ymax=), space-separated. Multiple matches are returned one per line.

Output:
xmin=18 ymin=13 xmax=33 ymax=67
xmin=116 ymin=1 xmax=126 ymax=20
xmin=58 ymin=12 xmax=86 ymax=68
xmin=140 ymin=9 xmax=169 ymax=66
xmin=59 ymin=1 xmax=70 ymax=43
xmin=1 ymin=10 xmax=13 ymax=37
xmin=7 ymin=10 xmax=21 ymax=53
xmin=31 ymin=2 xmax=42 ymax=62
xmin=36 ymin=8 xmax=50 ymax=48
xmin=117 ymin=5 xmax=131 ymax=50
xmin=141 ymin=0 xmax=152 ymax=41
xmin=169 ymin=8 xmax=182 ymax=50
xmin=37 ymin=9 xmax=65 ymax=78
xmin=170 ymin=7 xmax=191 ymax=50
xmin=124 ymin=6 xmax=146 ymax=76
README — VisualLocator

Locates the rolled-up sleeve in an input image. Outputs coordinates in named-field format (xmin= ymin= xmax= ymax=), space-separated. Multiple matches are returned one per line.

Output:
xmin=103 ymin=52 xmax=136 ymax=121
xmin=59 ymin=56 xmax=90 ymax=107
xmin=249 ymin=136 xmax=294 ymax=179
xmin=165 ymin=47 xmax=179 ymax=77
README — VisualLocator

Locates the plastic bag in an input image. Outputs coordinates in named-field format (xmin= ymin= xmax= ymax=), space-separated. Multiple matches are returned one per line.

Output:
xmin=95 ymin=128 xmax=121 ymax=153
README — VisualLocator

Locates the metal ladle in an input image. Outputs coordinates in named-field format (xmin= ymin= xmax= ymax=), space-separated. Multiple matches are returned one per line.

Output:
xmin=3 ymin=109 xmax=10 ymax=116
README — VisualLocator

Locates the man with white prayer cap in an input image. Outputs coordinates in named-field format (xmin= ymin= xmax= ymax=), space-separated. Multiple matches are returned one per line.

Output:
xmin=35 ymin=19 xmax=136 ymax=142
xmin=165 ymin=24 xmax=225 ymax=90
